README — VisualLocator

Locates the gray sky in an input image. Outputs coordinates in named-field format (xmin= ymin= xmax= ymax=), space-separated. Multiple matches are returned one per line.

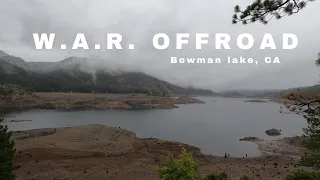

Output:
xmin=0 ymin=0 xmax=320 ymax=91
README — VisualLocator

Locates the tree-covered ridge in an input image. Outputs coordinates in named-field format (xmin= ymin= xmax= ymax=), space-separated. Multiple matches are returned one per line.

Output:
xmin=220 ymin=84 xmax=320 ymax=99
xmin=0 ymin=55 xmax=215 ymax=96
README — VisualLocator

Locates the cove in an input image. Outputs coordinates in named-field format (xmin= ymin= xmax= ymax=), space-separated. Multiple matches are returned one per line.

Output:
xmin=2 ymin=97 xmax=307 ymax=157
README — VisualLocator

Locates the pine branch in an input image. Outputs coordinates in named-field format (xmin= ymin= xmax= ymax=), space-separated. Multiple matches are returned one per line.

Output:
xmin=232 ymin=0 xmax=315 ymax=25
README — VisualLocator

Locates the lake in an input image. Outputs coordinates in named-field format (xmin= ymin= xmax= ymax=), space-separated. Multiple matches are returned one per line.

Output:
xmin=1 ymin=97 xmax=307 ymax=157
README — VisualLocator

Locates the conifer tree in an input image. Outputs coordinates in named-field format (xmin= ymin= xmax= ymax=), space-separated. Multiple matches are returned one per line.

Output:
xmin=0 ymin=118 xmax=16 ymax=180
xmin=232 ymin=0 xmax=315 ymax=25
xmin=232 ymin=0 xmax=320 ymax=171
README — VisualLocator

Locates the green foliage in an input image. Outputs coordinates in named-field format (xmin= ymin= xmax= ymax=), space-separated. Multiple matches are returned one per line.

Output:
xmin=299 ymin=112 xmax=320 ymax=169
xmin=0 ymin=118 xmax=16 ymax=180
xmin=284 ymin=171 xmax=320 ymax=180
xmin=281 ymin=72 xmax=320 ymax=170
xmin=157 ymin=148 xmax=200 ymax=180
xmin=300 ymin=116 xmax=320 ymax=169
xmin=284 ymin=108 xmax=320 ymax=169
xmin=301 ymin=152 xmax=320 ymax=169
xmin=232 ymin=0 xmax=315 ymax=25
xmin=204 ymin=172 xmax=228 ymax=180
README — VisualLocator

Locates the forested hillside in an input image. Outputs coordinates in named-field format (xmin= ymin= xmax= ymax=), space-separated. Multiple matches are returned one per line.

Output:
xmin=0 ymin=51 xmax=215 ymax=96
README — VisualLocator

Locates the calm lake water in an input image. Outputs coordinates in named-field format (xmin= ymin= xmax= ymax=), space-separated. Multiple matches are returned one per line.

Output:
xmin=1 ymin=97 xmax=307 ymax=157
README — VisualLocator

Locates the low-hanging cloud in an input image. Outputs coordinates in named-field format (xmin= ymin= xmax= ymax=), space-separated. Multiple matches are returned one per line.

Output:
xmin=0 ymin=0 xmax=320 ymax=91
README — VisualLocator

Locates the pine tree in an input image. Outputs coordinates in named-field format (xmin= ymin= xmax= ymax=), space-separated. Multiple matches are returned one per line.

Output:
xmin=232 ymin=0 xmax=315 ymax=25
xmin=300 ymin=112 xmax=320 ymax=169
xmin=281 ymin=81 xmax=320 ymax=169
xmin=0 ymin=118 xmax=16 ymax=180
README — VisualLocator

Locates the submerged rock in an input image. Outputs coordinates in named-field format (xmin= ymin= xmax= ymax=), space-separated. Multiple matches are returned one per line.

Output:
xmin=265 ymin=129 xmax=281 ymax=136
xmin=244 ymin=100 xmax=268 ymax=103
xmin=239 ymin=136 xmax=263 ymax=142
xmin=9 ymin=119 xmax=32 ymax=123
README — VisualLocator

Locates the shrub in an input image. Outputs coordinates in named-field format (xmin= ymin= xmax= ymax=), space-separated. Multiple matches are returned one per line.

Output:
xmin=285 ymin=171 xmax=320 ymax=180
xmin=157 ymin=147 xmax=200 ymax=180
xmin=0 ymin=118 xmax=16 ymax=180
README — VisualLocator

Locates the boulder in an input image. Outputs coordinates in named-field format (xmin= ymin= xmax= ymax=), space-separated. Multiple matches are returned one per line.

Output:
xmin=265 ymin=128 xmax=281 ymax=136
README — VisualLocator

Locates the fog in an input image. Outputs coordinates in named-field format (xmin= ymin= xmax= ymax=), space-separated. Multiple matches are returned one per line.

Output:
xmin=0 ymin=0 xmax=320 ymax=91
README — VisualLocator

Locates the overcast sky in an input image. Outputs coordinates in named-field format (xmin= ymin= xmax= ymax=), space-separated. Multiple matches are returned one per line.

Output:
xmin=0 ymin=0 xmax=320 ymax=91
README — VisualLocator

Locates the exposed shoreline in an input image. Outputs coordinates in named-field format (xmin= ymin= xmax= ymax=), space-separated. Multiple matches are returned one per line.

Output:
xmin=0 ymin=92 xmax=204 ymax=110
xmin=12 ymin=124 xmax=310 ymax=180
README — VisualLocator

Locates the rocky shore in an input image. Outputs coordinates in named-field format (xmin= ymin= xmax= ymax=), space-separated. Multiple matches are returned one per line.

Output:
xmin=0 ymin=92 xmax=204 ymax=110
xmin=12 ymin=125 xmax=310 ymax=180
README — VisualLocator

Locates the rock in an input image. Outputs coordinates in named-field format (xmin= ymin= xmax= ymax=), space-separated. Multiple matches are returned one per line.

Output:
xmin=245 ymin=99 xmax=268 ymax=103
xmin=239 ymin=136 xmax=263 ymax=142
xmin=10 ymin=119 xmax=32 ymax=123
xmin=265 ymin=129 xmax=281 ymax=136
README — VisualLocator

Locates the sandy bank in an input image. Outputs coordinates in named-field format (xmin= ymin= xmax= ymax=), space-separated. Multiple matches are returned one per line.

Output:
xmin=12 ymin=125 xmax=310 ymax=180
xmin=0 ymin=92 xmax=204 ymax=110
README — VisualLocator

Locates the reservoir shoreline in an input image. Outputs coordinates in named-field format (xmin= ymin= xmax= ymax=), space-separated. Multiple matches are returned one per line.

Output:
xmin=0 ymin=92 xmax=205 ymax=110
xmin=12 ymin=124 xmax=309 ymax=180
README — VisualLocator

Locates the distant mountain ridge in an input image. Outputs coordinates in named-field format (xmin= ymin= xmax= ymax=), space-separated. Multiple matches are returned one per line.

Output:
xmin=0 ymin=52 xmax=87 ymax=73
xmin=0 ymin=50 xmax=216 ymax=95
xmin=221 ymin=85 xmax=320 ymax=98
xmin=0 ymin=50 xmax=9 ymax=57
xmin=221 ymin=89 xmax=283 ymax=98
